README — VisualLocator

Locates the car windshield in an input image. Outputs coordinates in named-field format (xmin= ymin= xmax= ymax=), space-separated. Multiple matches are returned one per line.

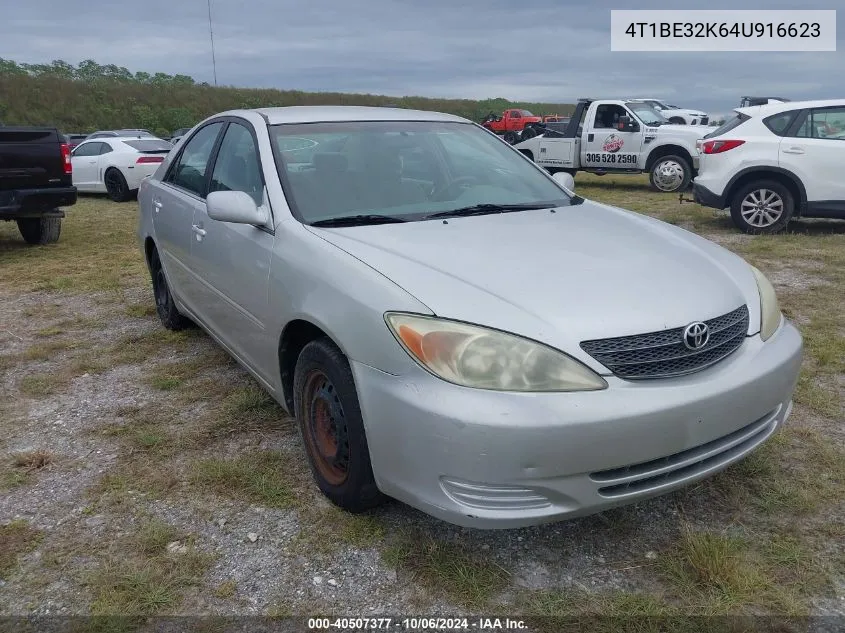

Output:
xmin=626 ymin=103 xmax=668 ymax=126
xmin=270 ymin=120 xmax=573 ymax=224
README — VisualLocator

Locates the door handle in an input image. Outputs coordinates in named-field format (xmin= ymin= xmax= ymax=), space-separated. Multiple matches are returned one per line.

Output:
xmin=153 ymin=200 xmax=163 ymax=213
xmin=587 ymin=133 xmax=595 ymax=142
xmin=192 ymin=224 xmax=207 ymax=239
xmin=782 ymin=147 xmax=805 ymax=154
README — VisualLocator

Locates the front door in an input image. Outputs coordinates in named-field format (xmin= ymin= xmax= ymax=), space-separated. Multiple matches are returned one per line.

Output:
xmin=189 ymin=120 xmax=276 ymax=382
xmin=70 ymin=142 xmax=102 ymax=190
xmin=582 ymin=104 xmax=642 ymax=169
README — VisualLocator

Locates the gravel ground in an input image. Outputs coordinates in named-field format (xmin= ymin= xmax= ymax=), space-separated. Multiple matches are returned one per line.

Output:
xmin=1 ymin=198 xmax=843 ymax=629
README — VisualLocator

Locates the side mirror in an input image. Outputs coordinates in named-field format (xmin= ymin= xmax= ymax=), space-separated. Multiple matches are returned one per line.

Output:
xmin=617 ymin=116 xmax=639 ymax=132
xmin=206 ymin=190 xmax=269 ymax=226
xmin=552 ymin=171 xmax=575 ymax=191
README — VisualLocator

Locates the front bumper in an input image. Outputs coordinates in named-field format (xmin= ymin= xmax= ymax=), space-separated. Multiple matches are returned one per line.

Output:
xmin=693 ymin=181 xmax=726 ymax=210
xmin=353 ymin=320 xmax=803 ymax=529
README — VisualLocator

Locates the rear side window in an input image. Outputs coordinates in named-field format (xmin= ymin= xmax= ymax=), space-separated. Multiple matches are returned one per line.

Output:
xmin=794 ymin=106 xmax=845 ymax=140
xmin=763 ymin=111 xmax=798 ymax=136
xmin=165 ymin=122 xmax=225 ymax=197
xmin=704 ymin=113 xmax=750 ymax=139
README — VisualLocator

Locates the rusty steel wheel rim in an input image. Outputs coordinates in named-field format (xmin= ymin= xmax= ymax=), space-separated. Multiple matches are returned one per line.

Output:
xmin=302 ymin=370 xmax=350 ymax=486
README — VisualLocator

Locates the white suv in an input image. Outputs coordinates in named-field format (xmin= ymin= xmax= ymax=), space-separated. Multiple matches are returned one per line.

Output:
xmin=693 ymin=99 xmax=845 ymax=234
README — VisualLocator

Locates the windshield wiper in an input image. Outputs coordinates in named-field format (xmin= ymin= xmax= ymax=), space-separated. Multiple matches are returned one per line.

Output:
xmin=424 ymin=203 xmax=556 ymax=220
xmin=309 ymin=214 xmax=408 ymax=227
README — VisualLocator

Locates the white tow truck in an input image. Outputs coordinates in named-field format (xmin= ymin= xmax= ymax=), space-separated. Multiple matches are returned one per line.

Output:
xmin=513 ymin=98 xmax=704 ymax=192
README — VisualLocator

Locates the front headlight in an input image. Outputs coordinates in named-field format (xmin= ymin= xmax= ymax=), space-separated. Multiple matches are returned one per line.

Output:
xmin=384 ymin=313 xmax=607 ymax=392
xmin=750 ymin=266 xmax=782 ymax=341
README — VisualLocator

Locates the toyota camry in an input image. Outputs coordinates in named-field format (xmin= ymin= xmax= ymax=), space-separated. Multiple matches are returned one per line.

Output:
xmin=137 ymin=106 xmax=803 ymax=529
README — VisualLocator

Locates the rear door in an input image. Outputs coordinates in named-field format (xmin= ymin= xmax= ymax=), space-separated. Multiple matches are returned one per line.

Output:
xmin=779 ymin=105 xmax=845 ymax=214
xmin=153 ymin=121 xmax=226 ymax=309
xmin=189 ymin=119 xmax=276 ymax=379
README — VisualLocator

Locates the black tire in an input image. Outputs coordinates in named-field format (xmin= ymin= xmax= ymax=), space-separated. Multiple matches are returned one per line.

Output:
xmin=649 ymin=155 xmax=692 ymax=193
xmin=668 ymin=117 xmax=686 ymax=125
xmin=149 ymin=247 xmax=190 ymax=330
xmin=293 ymin=338 xmax=385 ymax=513
xmin=503 ymin=131 xmax=518 ymax=145
xmin=521 ymin=126 xmax=538 ymax=140
xmin=17 ymin=217 xmax=61 ymax=245
xmin=729 ymin=180 xmax=794 ymax=234
xmin=104 ymin=168 xmax=131 ymax=202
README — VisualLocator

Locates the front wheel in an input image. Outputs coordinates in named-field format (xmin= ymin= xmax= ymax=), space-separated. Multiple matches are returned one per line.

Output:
xmin=729 ymin=180 xmax=794 ymax=234
xmin=503 ymin=131 xmax=518 ymax=145
xmin=649 ymin=155 xmax=692 ymax=193
xmin=293 ymin=338 xmax=385 ymax=513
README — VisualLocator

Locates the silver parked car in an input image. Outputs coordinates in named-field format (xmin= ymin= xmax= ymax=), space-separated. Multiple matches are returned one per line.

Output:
xmin=137 ymin=106 xmax=803 ymax=529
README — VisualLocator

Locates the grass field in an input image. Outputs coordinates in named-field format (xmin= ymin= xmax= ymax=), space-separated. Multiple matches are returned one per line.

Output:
xmin=1 ymin=175 xmax=843 ymax=630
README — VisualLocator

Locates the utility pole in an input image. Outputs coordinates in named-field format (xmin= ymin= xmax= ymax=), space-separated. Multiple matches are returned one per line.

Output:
xmin=207 ymin=0 xmax=218 ymax=86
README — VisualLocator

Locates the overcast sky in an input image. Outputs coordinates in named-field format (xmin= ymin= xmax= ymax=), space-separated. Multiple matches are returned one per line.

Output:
xmin=1 ymin=0 xmax=842 ymax=115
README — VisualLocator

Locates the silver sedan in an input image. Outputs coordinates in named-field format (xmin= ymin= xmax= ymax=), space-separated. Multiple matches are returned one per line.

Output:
xmin=137 ymin=106 xmax=803 ymax=529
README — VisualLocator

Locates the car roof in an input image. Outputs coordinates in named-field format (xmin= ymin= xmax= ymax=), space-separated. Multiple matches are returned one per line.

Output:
xmin=736 ymin=99 xmax=845 ymax=117
xmin=211 ymin=106 xmax=468 ymax=125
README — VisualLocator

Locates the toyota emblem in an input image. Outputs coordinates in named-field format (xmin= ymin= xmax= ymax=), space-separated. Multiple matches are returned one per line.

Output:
xmin=682 ymin=322 xmax=710 ymax=350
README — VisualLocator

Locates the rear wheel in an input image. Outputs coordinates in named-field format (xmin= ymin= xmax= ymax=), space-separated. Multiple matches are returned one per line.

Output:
xmin=149 ymin=247 xmax=190 ymax=330
xmin=104 ymin=168 xmax=131 ymax=202
xmin=293 ymin=338 xmax=385 ymax=513
xmin=17 ymin=217 xmax=61 ymax=245
xmin=729 ymin=180 xmax=794 ymax=234
xmin=503 ymin=131 xmax=518 ymax=145
xmin=649 ymin=155 xmax=692 ymax=193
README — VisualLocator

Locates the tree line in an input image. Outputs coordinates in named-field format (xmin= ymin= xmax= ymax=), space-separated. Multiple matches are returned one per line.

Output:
xmin=0 ymin=58 xmax=574 ymax=138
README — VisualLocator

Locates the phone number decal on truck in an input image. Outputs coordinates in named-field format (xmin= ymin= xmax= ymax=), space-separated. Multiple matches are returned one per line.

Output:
xmin=585 ymin=153 xmax=638 ymax=164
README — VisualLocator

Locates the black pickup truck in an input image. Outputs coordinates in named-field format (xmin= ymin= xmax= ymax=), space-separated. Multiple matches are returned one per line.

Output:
xmin=0 ymin=126 xmax=77 ymax=244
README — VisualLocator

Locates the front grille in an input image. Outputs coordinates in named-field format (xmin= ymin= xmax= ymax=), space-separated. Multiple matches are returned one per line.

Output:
xmin=590 ymin=405 xmax=780 ymax=498
xmin=580 ymin=305 xmax=749 ymax=380
xmin=700 ymin=116 xmax=709 ymax=125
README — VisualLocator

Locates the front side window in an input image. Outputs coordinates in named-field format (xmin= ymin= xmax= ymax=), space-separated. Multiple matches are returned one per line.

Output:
xmin=165 ymin=122 xmax=224 ymax=197
xmin=794 ymin=107 xmax=845 ymax=140
xmin=271 ymin=120 xmax=573 ymax=225
xmin=209 ymin=122 xmax=264 ymax=205
xmin=510 ymin=111 xmax=522 ymax=118
xmin=72 ymin=142 xmax=101 ymax=157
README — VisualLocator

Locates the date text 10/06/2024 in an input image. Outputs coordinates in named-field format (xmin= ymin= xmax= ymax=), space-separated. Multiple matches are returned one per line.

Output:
xmin=307 ymin=617 xmax=528 ymax=631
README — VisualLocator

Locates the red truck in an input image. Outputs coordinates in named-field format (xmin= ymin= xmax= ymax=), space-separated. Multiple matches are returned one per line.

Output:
xmin=480 ymin=109 xmax=544 ymax=144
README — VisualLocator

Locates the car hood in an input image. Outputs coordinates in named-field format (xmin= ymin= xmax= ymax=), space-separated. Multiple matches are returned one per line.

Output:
xmin=306 ymin=202 xmax=761 ymax=371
